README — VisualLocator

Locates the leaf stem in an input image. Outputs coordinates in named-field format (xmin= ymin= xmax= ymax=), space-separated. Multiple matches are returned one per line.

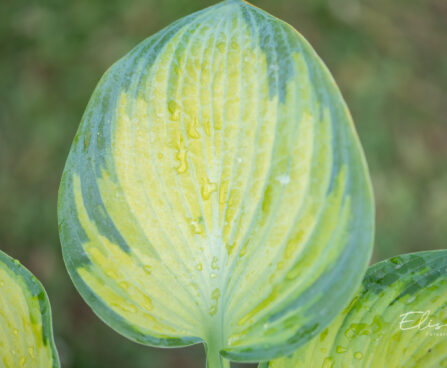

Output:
xmin=205 ymin=342 xmax=230 ymax=368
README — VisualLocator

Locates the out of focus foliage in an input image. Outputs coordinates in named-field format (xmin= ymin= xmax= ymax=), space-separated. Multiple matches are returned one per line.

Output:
xmin=0 ymin=0 xmax=445 ymax=367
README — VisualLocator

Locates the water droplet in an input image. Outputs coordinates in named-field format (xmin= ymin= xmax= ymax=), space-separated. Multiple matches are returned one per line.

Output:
xmin=13 ymin=259 xmax=20 ymax=266
xmin=143 ymin=265 xmax=152 ymax=275
xmin=211 ymin=288 xmax=221 ymax=299
xmin=209 ymin=305 xmax=218 ymax=316
xmin=320 ymin=328 xmax=329 ymax=342
xmin=336 ymin=345 xmax=347 ymax=353
xmin=276 ymin=174 xmax=290 ymax=185
xmin=226 ymin=242 xmax=236 ymax=256
xmin=190 ymin=282 xmax=200 ymax=298
xmin=210 ymin=273 xmax=216 ymax=279
xmin=354 ymin=351 xmax=363 ymax=360
xmin=119 ymin=281 xmax=129 ymax=290
xmin=203 ymin=119 xmax=211 ymax=136
xmin=407 ymin=295 xmax=416 ymax=304
xmin=211 ymin=256 xmax=219 ymax=270
xmin=187 ymin=117 xmax=200 ymax=138
xmin=106 ymin=270 xmax=119 ymax=280
xmin=322 ymin=357 xmax=334 ymax=368
xmin=168 ymin=100 xmax=181 ymax=121
xmin=201 ymin=177 xmax=217 ymax=200
xmin=142 ymin=294 xmax=153 ymax=311
xmin=196 ymin=263 xmax=203 ymax=271
xmin=113 ymin=302 xmax=137 ymax=314
xmin=344 ymin=323 xmax=370 ymax=341
xmin=190 ymin=220 xmax=203 ymax=234
xmin=176 ymin=136 xmax=188 ymax=173
xmin=126 ymin=304 xmax=138 ymax=313
xmin=177 ymin=151 xmax=188 ymax=173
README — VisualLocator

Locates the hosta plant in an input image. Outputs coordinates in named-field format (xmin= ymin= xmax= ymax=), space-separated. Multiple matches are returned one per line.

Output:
xmin=57 ymin=0 xmax=374 ymax=367
xmin=264 ymin=250 xmax=447 ymax=368
xmin=0 ymin=250 xmax=59 ymax=368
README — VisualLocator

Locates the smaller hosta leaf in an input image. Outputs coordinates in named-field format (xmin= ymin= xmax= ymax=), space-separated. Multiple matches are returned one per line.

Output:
xmin=0 ymin=250 xmax=60 ymax=368
xmin=265 ymin=250 xmax=447 ymax=368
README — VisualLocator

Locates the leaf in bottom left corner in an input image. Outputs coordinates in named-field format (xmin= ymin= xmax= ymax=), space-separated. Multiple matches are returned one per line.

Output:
xmin=0 ymin=250 xmax=60 ymax=368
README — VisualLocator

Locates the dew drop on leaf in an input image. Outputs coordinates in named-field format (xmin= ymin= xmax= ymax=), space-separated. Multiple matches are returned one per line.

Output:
xmin=211 ymin=288 xmax=221 ymax=300
xmin=201 ymin=177 xmax=217 ymax=200
xmin=336 ymin=346 xmax=347 ymax=353
xmin=211 ymin=256 xmax=219 ymax=270
xmin=187 ymin=116 xmax=201 ymax=139
xmin=321 ymin=357 xmax=334 ymax=368
xmin=168 ymin=100 xmax=181 ymax=121
xmin=190 ymin=220 xmax=203 ymax=235
xmin=209 ymin=305 xmax=218 ymax=316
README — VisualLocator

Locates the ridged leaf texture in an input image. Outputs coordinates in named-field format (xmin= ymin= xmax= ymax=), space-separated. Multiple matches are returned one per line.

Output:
xmin=58 ymin=0 xmax=374 ymax=366
xmin=0 ymin=250 xmax=59 ymax=368
xmin=264 ymin=250 xmax=447 ymax=368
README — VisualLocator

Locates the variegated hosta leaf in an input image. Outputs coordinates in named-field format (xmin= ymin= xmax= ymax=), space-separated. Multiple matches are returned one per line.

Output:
xmin=0 ymin=250 xmax=59 ymax=368
xmin=58 ymin=0 xmax=374 ymax=366
xmin=264 ymin=250 xmax=447 ymax=368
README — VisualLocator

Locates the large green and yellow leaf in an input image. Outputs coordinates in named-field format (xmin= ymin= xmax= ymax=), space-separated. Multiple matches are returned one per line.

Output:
xmin=265 ymin=250 xmax=447 ymax=368
xmin=58 ymin=0 xmax=374 ymax=366
xmin=0 ymin=250 xmax=59 ymax=368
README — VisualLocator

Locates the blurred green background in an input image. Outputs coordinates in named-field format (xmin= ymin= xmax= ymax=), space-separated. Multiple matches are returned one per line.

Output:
xmin=0 ymin=0 xmax=446 ymax=366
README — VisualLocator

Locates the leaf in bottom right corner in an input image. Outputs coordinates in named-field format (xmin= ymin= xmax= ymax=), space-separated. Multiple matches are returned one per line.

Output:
xmin=264 ymin=250 xmax=447 ymax=368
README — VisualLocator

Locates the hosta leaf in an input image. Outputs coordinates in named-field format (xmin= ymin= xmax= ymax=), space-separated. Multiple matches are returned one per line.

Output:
xmin=0 ymin=250 xmax=59 ymax=368
xmin=264 ymin=250 xmax=447 ymax=368
xmin=58 ymin=0 xmax=374 ymax=366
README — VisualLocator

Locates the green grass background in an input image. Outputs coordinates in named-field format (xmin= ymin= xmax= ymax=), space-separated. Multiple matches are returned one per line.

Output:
xmin=0 ymin=0 xmax=446 ymax=366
